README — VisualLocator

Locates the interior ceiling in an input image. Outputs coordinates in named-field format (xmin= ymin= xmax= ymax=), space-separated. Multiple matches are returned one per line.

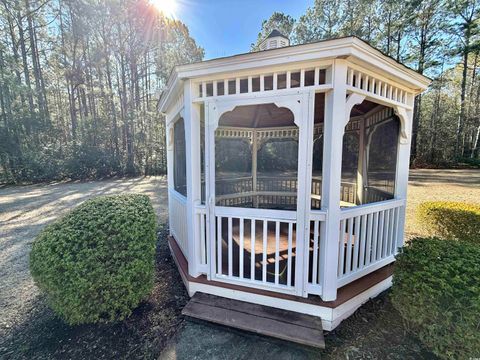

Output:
xmin=219 ymin=93 xmax=382 ymax=128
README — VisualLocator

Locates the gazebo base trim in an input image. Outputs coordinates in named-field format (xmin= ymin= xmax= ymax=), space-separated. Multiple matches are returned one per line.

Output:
xmin=168 ymin=235 xmax=393 ymax=332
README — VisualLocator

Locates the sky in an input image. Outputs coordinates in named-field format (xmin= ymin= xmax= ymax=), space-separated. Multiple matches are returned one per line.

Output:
xmin=172 ymin=0 xmax=313 ymax=59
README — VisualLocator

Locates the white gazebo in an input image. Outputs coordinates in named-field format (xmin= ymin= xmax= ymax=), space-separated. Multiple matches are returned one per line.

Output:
xmin=159 ymin=35 xmax=430 ymax=337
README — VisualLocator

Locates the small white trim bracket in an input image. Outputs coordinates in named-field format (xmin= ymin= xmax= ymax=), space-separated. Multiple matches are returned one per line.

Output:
xmin=344 ymin=93 xmax=366 ymax=127
xmin=393 ymin=106 xmax=409 ymax=144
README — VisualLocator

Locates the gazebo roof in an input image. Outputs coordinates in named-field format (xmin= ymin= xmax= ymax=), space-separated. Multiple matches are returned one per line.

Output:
xmin=159 ymin=36 xmax=431 ymax=113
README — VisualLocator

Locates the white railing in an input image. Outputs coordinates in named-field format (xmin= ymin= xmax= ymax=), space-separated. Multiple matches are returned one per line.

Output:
xmin=213 ymin=206 xmax=297 ymax=294
xmin=337 ymin=199 xmax=404 ymax=287
xmin=169 ymin=189 xmax=188 ymax=256
xmin=306 ymin=210 xmax=327 ymax=295
xmin=194 ymin=204 xmax=208 ymax=272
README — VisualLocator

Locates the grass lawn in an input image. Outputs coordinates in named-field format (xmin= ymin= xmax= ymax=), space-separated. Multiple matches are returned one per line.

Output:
xmin=0 ymin=169 xmax=478 ymax=359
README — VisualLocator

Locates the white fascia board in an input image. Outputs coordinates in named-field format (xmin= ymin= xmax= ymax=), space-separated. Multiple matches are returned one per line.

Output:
xmin=348 ymin=38 xmax=431 ymax=92
xmin=177 ymin=38 xmax=354 ymax=79
xmin=159 ymin=78 xmax=183 ymax=114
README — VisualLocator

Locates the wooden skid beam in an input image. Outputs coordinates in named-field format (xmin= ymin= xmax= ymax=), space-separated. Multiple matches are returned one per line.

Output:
xmin=182 ymin=292 xmax=325 ymax=348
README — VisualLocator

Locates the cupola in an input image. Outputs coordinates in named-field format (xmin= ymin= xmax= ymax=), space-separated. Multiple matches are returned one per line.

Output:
xmin=259 ymin=29 xmax=290 ymax=50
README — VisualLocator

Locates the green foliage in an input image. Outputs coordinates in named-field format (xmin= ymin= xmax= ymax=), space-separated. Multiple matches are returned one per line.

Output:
xmin=30 ymin=194 xmax=157 ymax=325
xmin=417 ymin=201 xmax=480 ymax=244
xmin=391 ymin=238 xmax=480 ymax=359
xmin=0 ymin=0 xmax=203 ymax=185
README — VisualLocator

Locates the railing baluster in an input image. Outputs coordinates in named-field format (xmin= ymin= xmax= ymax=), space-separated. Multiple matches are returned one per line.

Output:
xmin=217 ymin=216 xmax=222 ymax=275
xmin=392 ymin=207 xmax=400 ymax=254
xmin=371 ymin=212 xmax=379 ymax=261
xmin=239 ymin=218 xmax=244 ymax=279
xmin=359 ymin=214 xmax=367 ymax=268
xmin=262 ymin=220 xmax=267 ymax=283
xmin=312 ymin=220 xmax=320 ymax=285
xmin=377 ymin=211 xmax=385 ymax=260
xmin=338 ymin=219 xmax=346 ymax=276
xmin=200 ymin=212 xmax=206 ymax=265
xmin=352 ymin=215 xmax=361 ymax=272
xmin=287 ymin=222 xmax=293 ymax=287
xmin=275 ymin=221 xmax=280 ymax=285
xmin=251 ymin=219 xmax=255 ymax=280
xmin=387 ymin=208 xmax=395 ymax=255
xmin=228 ymin=217 xmax=233 ymax=277
xmin=346 ymin=218 xmax=354 ymax=274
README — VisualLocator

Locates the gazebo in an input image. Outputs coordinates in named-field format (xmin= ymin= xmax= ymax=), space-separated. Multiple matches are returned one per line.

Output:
xmin=159 ymin=35 xmax=430 ymax=342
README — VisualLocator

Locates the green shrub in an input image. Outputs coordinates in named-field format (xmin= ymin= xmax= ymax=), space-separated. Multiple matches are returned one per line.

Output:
xmin=417 ymin=201 xmax=480 ymax=245
xmin=391 ymin=238 xmax=480 ymax=359
xmin=30 ymin=194 xmax=157 ymax=325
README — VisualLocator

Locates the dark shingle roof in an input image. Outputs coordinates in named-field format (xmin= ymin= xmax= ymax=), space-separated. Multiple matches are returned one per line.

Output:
xmin=267 ymin=29 xmax=288 ymax=39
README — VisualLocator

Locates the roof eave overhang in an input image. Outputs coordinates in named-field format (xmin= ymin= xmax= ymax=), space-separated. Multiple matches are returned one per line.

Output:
xmin=159 ymin=37 xmax=431 ymax=113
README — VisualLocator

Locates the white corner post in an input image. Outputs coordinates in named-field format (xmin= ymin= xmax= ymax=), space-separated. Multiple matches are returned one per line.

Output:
xmin=394 ymin=96 xmax=414 ymax=251
xmin=184 ymin=79 xmax=202 ymax=277
xmin=320 ymin=59 xmax=348 ymax=301
xmin=320 ymin=59 xmax=365 ymax=301
xmin=165 ymin=117 xmax=174 ymax=237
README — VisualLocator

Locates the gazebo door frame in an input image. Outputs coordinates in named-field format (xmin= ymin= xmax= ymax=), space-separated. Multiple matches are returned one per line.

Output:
xmin=204 ymin=91 xmax=315 ymax=297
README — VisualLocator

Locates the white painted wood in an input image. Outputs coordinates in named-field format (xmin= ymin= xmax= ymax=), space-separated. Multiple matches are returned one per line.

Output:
xmin=262 ymin=220 xmax=267 ymax=282
xmin=371 ymin=212 xmax=379 ymax=262
xmin=239 ymin=218 xmax=244 ymax=279
xmin=251 ymin=219 xmax=256 ymax=280
xmin=215 ymin=206 xmax=296 ymax=221
xmin=320 ymin=59 xmax=349 ymax=301
xmin=337 ymin=199 xmax=403 ymax=286
xmin=394 ymin=97 xmax=414 ymax=251
xmin=228 ymin=217 xmax=233 ymax=277
xmin=365 ymin=213 xmax=373 ymax=266
xmin=287 ymin=222 xmax=293 ymax=287
xmin=164 ymin=35 xmax=429 ymax=312
xmin=337 ymin=256 xmax=395 ymax=288
xmin=217 ymin=216 xmax=222 ymax=274
xmin=184 ymin=80 xmax=203 ymax=277
xmin=275 ymin=221 xmax=280 ymax=285
xmin=169 ymin=189 xmax=188 ymax=255
xmin=359 ymin=214 xmax=367 ymax=268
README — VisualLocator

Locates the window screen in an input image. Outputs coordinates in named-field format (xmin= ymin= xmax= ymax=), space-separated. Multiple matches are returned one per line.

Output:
xmin=174 ymin=118 xmax=187 ymax=196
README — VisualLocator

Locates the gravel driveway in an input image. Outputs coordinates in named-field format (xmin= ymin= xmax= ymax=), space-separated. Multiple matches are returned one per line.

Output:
xmin=0 ymin=176 xmax=168 ymax=334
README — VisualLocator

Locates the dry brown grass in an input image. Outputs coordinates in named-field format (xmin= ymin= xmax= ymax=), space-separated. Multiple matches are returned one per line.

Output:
xmin=406 ymin=169 xmax=480 ymax=239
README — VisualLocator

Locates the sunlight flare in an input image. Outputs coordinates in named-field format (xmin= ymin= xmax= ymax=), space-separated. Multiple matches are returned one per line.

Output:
xmin=149 ymin=0 xmax=177 ymax=18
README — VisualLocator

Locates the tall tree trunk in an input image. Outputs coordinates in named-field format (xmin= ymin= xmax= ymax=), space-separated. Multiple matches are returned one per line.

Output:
xmin=456 ymin=25 xmax=471 ymax=159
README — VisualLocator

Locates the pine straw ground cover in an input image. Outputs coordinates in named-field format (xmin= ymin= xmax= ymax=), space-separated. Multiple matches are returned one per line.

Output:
xmin=1 ymin=225 xmax=433 ymax=359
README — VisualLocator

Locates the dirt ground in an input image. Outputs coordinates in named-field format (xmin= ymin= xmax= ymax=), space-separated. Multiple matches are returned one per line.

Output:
xmin=0 ymin=169 xmax=479 ymax=359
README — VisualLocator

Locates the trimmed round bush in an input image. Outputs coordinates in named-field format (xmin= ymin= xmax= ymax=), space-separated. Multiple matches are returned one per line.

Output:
xmin=30 ymin=194 xmax=157 ymax=325
xmin=417 ymin=201 xmax=480 ymax=245
xmin=391 ymin=238 xmax=480 ymax=359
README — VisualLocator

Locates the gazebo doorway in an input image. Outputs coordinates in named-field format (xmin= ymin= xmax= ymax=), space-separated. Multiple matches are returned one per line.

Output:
xmin=206 ymin=96 xmax=309 ymax=295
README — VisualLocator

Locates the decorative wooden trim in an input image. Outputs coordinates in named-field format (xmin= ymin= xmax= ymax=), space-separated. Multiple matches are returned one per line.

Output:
xmin=344 ymin=93 xmax=366 ymax=126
